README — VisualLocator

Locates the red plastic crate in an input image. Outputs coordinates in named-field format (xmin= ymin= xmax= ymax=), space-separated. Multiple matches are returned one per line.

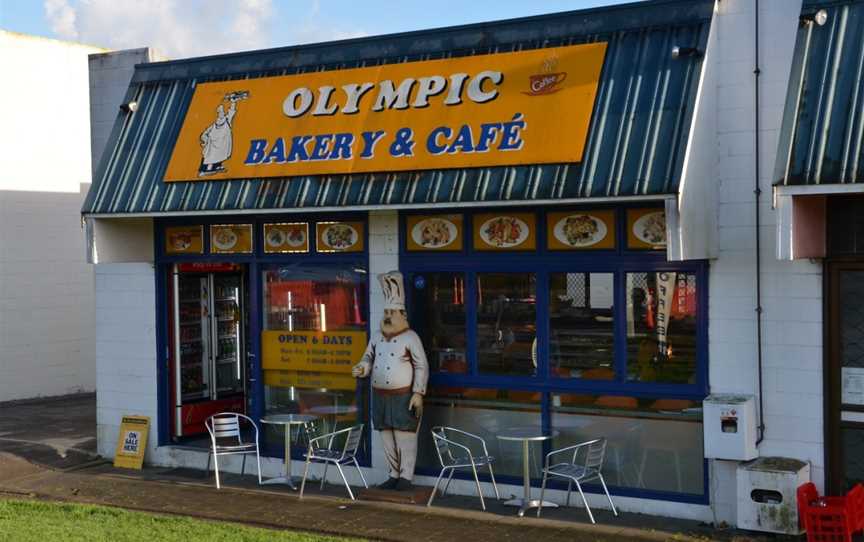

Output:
xmin=798 ymin=483 xmax=864 ymax=542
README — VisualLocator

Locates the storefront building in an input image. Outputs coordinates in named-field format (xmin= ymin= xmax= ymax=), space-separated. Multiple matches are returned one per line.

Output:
xmin=82 ymin=0 xmax=862 ymax=525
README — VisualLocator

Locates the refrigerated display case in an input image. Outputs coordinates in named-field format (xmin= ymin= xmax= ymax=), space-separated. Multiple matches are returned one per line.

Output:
xmin=171 ymin=263 xmax=246 ymax=438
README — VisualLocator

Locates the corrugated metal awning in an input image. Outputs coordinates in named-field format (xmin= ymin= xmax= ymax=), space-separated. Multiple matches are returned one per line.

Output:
xmin=83 ymin=0 xmax=713 ymax=216
xmin=775 ymin=0 xmax=864 ymax=187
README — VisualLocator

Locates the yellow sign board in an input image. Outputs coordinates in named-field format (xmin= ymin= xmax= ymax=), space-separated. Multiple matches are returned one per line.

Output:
xmin=211 ymin=224 xmax=253 ymax=253
xmin=627 ymin=208 xmax=667 ymax=250
xmin=262 ymin=330 xmax=367 ymax=373
xmin=165 ymin=226 xmax=203 ymax=254
xmin=264 ymin=369 xmax=356 ymax=391
xmin=113 ymin=415 xmax=150 ymax=470
xmin=164 ymin=43 xmax=607 ymax=181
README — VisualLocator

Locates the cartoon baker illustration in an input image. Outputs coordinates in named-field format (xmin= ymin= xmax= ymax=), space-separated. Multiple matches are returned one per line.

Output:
xmin=198 ymin=91 xmax=248 ymax=177
xmin=352 ymin=271 xmax=429 ymax=491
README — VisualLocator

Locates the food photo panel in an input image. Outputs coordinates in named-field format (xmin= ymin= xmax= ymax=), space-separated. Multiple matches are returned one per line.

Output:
xmin=165 ymin=225 xmax=204 ymax=254
xmin=316 ymin=221 xmax=365 ymax=253
xmin=547 ymin=209 xmax=616 ymax=250
xmin=210 ymin=224 xmax=253 ymax=254
xmin=472 ymin=212 xmax=537 ymax=251
xmin=406 ymin=214 xmax=463 ymax=251
xmin=263 ymin=223 xmax=309 ymax=253
xmin=626 ymin=208 xmax=667 ymax=250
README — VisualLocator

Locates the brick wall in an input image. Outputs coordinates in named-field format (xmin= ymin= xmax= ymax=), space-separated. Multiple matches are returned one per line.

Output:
xmin=0 ymin=32 xmax=100 ymax=401
xmin=707 ymin=0 xmax=823 ymax=525
xmin=94 ymin=263 xmax=159 ymax=459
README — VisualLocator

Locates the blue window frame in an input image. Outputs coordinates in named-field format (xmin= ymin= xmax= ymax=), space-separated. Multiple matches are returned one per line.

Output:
xmin=400 ymin=206 xmax=710 ymax=503
xmin=153 ymin=213 xmax=372 ymax=466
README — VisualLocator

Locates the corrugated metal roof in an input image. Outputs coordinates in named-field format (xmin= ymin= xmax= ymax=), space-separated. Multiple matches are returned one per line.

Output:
xmin=775 ymin=0 xmax=864 ymax=186
xmin=83 ymin=0 xmax=713 ymax=216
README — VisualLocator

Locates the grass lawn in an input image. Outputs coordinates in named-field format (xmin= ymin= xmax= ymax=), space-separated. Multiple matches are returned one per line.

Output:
xmin=0 ymin=499 xmax=364 ymax=542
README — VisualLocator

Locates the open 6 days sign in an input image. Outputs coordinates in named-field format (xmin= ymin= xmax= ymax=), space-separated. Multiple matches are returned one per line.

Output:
xmin=163 ymin=42 xmax=607 ymax=182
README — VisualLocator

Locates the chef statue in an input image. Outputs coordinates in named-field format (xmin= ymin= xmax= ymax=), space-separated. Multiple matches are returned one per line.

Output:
xmin=352 ymin=271 xmax=429 ymax=491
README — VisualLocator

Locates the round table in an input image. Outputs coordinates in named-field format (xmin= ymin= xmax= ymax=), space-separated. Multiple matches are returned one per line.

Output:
xmin=307 ymin=405 xmax=358 ymax=434
xmin=496 ymin=427 xmax=560 ymax=517
xmin=260 ymin=414 xmax=318 ymax=489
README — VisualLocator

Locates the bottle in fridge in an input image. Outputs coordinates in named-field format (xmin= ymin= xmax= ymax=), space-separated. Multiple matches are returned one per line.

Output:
xmin=170 ymin=263 xmax=246 ymax=438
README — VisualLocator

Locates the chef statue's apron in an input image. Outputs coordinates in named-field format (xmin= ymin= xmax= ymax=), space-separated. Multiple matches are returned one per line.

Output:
xmin=353 ymin=271 xmax=429 ymax=491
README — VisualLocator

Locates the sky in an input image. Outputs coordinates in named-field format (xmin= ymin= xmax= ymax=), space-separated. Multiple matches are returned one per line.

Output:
xmin=0 ymin=0 xmax=637 ymax=59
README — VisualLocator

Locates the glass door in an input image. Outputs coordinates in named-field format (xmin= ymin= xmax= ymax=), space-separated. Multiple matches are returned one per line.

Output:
xmin=828 ymin=263 xmax=864 ymax=492
xmin=173 ymin=272 xmax=212 ymax=437
xmin=213 ymin=273 xmax=244 ymax=397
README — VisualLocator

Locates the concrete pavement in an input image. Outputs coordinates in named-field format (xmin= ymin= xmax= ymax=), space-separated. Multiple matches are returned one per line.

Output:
xmin=0 ymin=394 xmax=790 ymax=541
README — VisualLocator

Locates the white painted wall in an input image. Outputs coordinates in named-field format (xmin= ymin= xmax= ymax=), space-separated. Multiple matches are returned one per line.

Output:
xmin=95 ymin=263 xmax=159 ymax=458
xmin=0 ymin=32 xmax=101 ymax=401
xmin=89 ymin=47 xmax=167 ymax=170
xmin=706 ymin=0 xmax=823 ymax=526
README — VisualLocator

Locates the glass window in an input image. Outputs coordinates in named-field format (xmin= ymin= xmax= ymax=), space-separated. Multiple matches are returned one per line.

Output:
xmin=477 ymin=273 xmax=537 ymax=377
xmin=417 ymin=386 xmax=542 ymax=479
xmin=550 ymin=393 xmax=704 ymax=495
xmin=262 ymin=264 xmax=367 ymax=433
xmin=626 ymin=272 xmax=698 ymax=384
xmin=550 ymin=272 xmax=614 ymax=379
xmin=410 ymin=272 xmax=467 ymax=374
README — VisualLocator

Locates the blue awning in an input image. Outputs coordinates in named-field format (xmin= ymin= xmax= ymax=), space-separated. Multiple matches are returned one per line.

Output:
xmin=83 ymin=0 xmax=713 ymax=216
xmin=775 ymin=0 xmax=864 ymax=186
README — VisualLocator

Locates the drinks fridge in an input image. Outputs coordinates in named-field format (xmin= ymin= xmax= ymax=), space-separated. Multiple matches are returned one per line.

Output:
xmin=170 ymin=263 xmax=246 ymax=438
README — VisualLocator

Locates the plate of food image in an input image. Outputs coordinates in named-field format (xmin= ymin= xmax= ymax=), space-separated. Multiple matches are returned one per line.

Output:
xmin=553 ymin=214 xmax=607 ymax=248
xmin=284 ymin=226 xmax=307 ymax=248
xmin=212 ymin=228 xmax=238 ymax=250
xmin=411 ymin=217 xmax=458 ymax=249
xmin=320 ymin=224 xmax=358 ymax=250
xmin=479 ymin=216 xmax=529 ymax=248
xmin=265 ymin=228 xmax=286 ymax=248
xmin=633 ymin=211 xmax=667 ymax=246
xmin=170 ymin=233 xmax=192 ymax=251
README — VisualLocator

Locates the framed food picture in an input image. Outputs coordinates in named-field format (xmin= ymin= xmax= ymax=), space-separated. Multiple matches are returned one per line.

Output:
xmin=547 ymin=210 xmax=615 ymax=250
xmin=165 ymin=226 xmax=203 ymax=254
xmin=627 ymin=209 xmax=667 ymax=250
xmin=263 ymin=223 xmax=309 ymax=253
xmin=406 ymin=214 xmax=463 ymax=251
xmin=473 ymin=212 xmax=536 ymax=251
xmin=210 ymin=224 xmax=253 ymax=254
xmin=316 ymin=221 xmax=365 ymax=253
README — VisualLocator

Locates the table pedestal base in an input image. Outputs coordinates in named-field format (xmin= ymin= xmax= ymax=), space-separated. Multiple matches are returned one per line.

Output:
xmin=260 ymin=476 xmax=300 ymax=489
xmin=503 ymin=498 xmax=558 ymax=517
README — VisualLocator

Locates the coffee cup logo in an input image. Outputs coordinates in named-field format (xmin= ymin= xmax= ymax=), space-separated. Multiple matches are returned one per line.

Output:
xmin=523 ymin=55 xmax=567 ymax=96
xmin=525 ymin=72 xmax=567 ymax=95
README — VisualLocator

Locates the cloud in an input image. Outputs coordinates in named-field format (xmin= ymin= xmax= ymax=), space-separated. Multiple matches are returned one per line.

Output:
xmin=43 ymin=0 xmax=78 ymax=39
xmin=42 ymin=0 xmax=276 ymax=58
xmin=42 ymin=0 xmax=367 ymax=59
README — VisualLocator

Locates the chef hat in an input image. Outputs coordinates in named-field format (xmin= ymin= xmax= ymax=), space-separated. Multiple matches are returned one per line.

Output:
xmin=379 ymin=271 xmax=406 ymax=311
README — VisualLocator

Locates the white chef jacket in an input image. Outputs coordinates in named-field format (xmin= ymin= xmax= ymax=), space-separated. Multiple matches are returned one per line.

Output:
xmin=201 ymin=108 xmax=236 ymax=165
xmin=357 ymin=329 xmax=428 ymax=395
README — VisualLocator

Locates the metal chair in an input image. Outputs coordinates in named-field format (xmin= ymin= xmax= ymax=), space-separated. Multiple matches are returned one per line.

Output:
xmin=428 ymin=426 xmax=500 ymax=511
xmin=299 ymin=424 xmax=367 ymax=500
xmin=204 ymin=412 xmax=262 ymax=490
xmin=537 ymin=437 xmax=617 ymax=523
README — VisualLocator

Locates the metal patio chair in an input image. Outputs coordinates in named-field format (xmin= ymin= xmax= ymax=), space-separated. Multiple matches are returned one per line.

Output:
xmin=205 ymin=412 xmax=262 ymax=490
xmin=537 ymin=437 xmax=617 ymax=523
xmin=428 ymin=426 xmax=501 ymax=511
xmin=299 ymin=424 xmax=367 ymax=500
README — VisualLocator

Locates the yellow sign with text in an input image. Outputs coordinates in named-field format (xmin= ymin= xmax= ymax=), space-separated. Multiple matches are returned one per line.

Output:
xmin=261 ymin=330 xmax=367 ymax=373
xmin=264 ymin=369 xmax=356 ymax=391
xmin=164 ymin=43 xmax=607 ymax=181
xmin=113 ymin=415 xmax=150 ymax=470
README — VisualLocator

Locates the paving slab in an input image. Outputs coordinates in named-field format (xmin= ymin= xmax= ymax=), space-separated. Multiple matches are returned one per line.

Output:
xmin=0 ymin=394 xmax=816 ymax=541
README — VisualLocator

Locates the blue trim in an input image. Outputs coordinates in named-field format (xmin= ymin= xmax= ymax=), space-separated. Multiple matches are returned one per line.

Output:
xmin=155 ymin=235 xmax=170 ymax=446
xmin=153 ymin=211 xmax=370 ymax=465
xmin=399 ymin=205 xmax=710 ymax=503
